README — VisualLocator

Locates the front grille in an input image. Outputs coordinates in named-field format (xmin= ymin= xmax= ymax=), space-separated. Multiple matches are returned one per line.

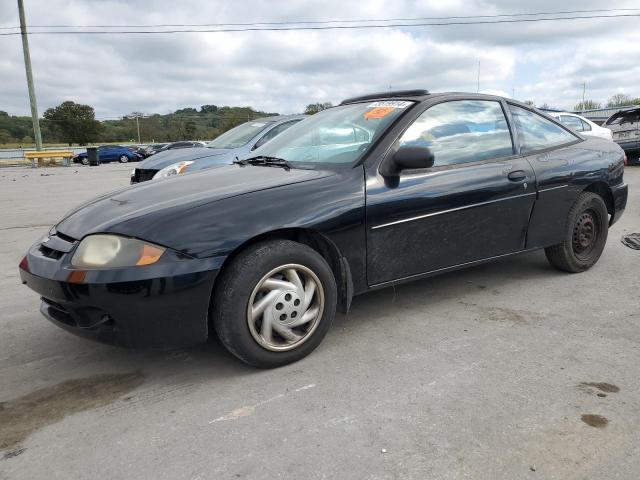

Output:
xmin=55 ymin=231 xmax=77 ymax=243
xmin=39 ymin=244 xmax=64 ymax=259
xmin=134 ymin=168 xmax=158 ymax=183
xmin=37 ymin=231 xmax=79 ymax=260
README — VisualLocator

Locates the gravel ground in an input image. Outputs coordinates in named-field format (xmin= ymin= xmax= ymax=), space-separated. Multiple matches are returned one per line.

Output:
xmin=0 ymin=163 xmax=638 ymax=480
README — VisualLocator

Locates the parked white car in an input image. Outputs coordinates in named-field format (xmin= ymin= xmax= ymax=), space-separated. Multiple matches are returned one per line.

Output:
xmin=549 ymin=112 xmax=613 ymax=141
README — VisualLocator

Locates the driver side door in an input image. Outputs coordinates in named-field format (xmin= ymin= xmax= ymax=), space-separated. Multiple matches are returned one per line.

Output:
xmin=365 ymin=99 xmax=537 ymax=286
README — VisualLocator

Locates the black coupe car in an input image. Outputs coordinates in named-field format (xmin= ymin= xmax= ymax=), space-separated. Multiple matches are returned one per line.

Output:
xmin=19 ymin=90 xmax=628 ymax=368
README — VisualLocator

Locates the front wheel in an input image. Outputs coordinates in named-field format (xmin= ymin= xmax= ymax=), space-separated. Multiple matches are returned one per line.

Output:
xmin=119 ymin=155 xmax=129 ymax=163
xmin=212 ymin=240 xmax=337 ymax=368
xmin=545 ymin=192 xmax=608 ymax=272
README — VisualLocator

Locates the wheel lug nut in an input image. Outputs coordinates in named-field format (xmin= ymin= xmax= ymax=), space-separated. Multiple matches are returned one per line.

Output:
xmin=280 ymin=314 xmax=287 ymax=321
xmin=285 ymin=293 xmax=292 ymax=301
xmin=294 ymin=299 xmax=300 ymax=306
xmin=276 ymin=303 xmax=283 ymax=310
xmin=291 ymin=311 xmax=297 ymax=318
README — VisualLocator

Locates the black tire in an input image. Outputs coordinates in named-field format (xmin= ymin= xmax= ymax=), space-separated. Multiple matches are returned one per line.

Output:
xmin=212 ymin=239 xmax=337 ymax=368
xmin=545 ymin=192 xmax=608 ymax=273
xmin=119 ymin=155 xmax=129 ymax=163
xmin=81 ymin=157 xmax=89 ymax=165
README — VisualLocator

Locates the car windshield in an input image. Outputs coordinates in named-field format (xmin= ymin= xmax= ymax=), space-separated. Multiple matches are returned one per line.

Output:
xmin=251 ymin=101 xmax=414 ymax=167
xmin=207 ymin=121 xmax=274 ymax=149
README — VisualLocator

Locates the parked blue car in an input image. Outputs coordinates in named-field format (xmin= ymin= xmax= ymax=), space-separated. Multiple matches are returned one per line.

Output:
xmin=131 ymin=115 xmax=306 ymax=183
xmin=73 ymin=145 xmax=143 ymax=165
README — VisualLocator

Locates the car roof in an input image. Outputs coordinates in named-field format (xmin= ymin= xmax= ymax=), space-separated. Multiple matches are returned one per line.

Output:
xmin=339 ymin=90 xmax=536 ymax=108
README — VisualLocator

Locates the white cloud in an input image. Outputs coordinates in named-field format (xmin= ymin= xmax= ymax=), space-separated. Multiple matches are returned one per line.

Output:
xmin=0 ymin=0 xmax=638 ymax=117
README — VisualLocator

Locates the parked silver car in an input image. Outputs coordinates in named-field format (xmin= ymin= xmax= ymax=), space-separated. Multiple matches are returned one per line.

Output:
xmin=131 ymin=115 xmax=306 ymax=183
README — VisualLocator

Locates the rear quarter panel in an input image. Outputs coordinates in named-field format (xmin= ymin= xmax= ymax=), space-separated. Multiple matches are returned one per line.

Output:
xmin=526 ymin=137 xmax=625 ymax=249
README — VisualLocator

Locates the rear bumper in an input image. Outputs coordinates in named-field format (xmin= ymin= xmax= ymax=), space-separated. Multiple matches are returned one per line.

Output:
xmin=610 ymin=183 xmax=628 ymax=227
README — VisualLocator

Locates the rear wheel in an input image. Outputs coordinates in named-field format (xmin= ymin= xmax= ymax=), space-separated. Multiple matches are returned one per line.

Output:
xmin=119 ymin=155 xmax=129 ymax=163
xmin=81 ymin=157 xmax=89 ymax=165
xmin=545 ymin=192 xmax=608 ymax=272
xmin=212 ymin=240 xmax=337 ymax=368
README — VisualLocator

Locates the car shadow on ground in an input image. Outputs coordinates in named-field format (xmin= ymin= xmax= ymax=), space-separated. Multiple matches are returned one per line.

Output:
xmin=17 ymin=249 xmax=559 ymax=382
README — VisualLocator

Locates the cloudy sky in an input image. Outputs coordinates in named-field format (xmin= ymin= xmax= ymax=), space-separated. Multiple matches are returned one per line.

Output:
xmin=1 ymin=0 xmax=639 ymax=118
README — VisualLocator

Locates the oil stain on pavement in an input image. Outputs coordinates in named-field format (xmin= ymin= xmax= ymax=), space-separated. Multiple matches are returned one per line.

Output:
xmin=0 ymin=371 xmax=145 ymax=453
xmin=581 ymin=414 xmax=609 ymax=428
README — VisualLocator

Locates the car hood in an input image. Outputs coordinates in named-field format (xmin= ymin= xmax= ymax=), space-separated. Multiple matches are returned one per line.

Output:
xmin=55 ymin=165 xmax=334 ymax=243
xmin=137 ymin=147 xmax=232 ymax=170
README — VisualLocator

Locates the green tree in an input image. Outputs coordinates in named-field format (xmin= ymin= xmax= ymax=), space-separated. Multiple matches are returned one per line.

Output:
xmin=607 ymin=94 xmax=635 ymax=107
xmin=304 ymin=102 xmax=333 ymax=115
xmin=184 ymin=120 xmax=197 ymax=139
xmin=574 ymin=100 xmax=602 ymax=111
xmin=200 ymin=104 xmax=218 ymax=114
xmin=174 ymin=107 xmax=198 ymax=115
xmin=43 ymin=101 xmax=101 ymax=145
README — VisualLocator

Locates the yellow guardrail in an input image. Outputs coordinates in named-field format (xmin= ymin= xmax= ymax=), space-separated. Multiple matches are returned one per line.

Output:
xmin=23 ymin=150 xmax=75 ymax=167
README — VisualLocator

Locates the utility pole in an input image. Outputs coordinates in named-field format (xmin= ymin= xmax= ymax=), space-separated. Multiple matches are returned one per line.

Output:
xmin=477 ymin=60 xmax=480 ymax=93
xmin=135 ymin=114 xmax=141 ymax=144
xmin=17 ymin=0 xmax=43 ymax=151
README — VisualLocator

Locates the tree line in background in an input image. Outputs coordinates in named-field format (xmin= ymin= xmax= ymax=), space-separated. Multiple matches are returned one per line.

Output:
xmin=573 ymin=94 xmax=640 ymax=112
xmin=3 ymin=93 xmax=638 ymax=147
xmin=0 ymin=100 xmax=335 ymax=147
xmin=0 ymin=101 xmax=283 ymax=147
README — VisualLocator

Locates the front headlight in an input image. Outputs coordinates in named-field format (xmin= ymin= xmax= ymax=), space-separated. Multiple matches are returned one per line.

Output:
xmin=71 ymin=234 xmax=165 ymax=268
xmin=154 ymin=161 xmax=194 ymax=179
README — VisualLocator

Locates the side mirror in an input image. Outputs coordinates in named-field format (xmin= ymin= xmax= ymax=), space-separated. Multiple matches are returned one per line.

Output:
xmin=381 ymin=145 xmax=434 ymax=176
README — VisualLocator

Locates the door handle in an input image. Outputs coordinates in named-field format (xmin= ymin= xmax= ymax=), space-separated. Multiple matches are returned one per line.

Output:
xmin=507 ymin=170 xmax=527 ymax=182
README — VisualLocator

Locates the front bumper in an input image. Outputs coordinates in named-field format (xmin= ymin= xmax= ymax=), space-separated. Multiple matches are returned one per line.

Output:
xmin=609 ymin=182 xmax=628 ymax=227
xmin=19 ymin=233 xmax=223 ymax=348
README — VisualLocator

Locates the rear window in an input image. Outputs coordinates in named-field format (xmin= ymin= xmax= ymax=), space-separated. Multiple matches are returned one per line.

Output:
xmin=509 ymin=105 xmax=577 ymax=153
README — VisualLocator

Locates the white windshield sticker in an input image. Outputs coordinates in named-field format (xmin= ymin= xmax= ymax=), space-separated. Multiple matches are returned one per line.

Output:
xmin=367 ymin=101 xmax=413 ymax=109
xmin=250 ymin=123 xmax=266 ymax=127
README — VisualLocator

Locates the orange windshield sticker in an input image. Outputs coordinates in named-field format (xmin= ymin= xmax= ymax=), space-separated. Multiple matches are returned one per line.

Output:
xmin=365 ymin=107 xmax=396 ymax=120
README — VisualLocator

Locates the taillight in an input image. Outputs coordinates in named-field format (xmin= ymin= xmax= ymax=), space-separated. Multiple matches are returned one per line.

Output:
xmin=624 ymin=154 xmax=628 ymax=166
xmin=19 ymin=255 xmax=29 ymax=272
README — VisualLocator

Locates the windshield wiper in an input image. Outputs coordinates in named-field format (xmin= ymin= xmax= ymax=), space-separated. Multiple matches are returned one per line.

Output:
xmin=233 ymin=156 xmax=293 ymax=170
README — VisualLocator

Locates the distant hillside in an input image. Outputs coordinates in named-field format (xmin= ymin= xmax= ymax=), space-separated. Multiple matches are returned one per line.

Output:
xmin=0 ymin=104 xmax=280 ymax=146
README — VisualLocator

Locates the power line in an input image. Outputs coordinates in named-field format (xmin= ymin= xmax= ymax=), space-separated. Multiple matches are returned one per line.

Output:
xmin=0 ymin=12 xmax=639 ymax=35
xmin=0 ymin=8 xmax=638 ymax=30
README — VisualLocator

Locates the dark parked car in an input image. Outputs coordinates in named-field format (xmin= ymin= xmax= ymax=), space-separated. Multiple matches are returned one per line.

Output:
xmin=158 ymin=141 xmax=207 ymax=152
xmin=144 ymin=143 xmax=169 ymax=156
xmin=20 ymin=90 xmax=628 ymax=368
xmin=131 ymin=115 xmax=305 ymax=183
xmin=605 ymin=107 xmax=640 ymax=165
xmin=128 ymin=145 xmax=152 ymax=159
xmin=73 ymin=145 xmax=143 ymax=165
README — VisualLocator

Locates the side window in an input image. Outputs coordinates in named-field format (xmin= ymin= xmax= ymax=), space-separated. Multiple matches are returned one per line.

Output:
xmin=399 ymin=100 xmax=514 ymax=167
xmin=509 ymin=105 xmax=577 ymax=153
xmin=259 ymin=121 xmax=300 ymax=145
xmin=580 ymin=119 xmax=592 ymax=131
xmin=560 ymin=115 xmax=584 ymax=132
